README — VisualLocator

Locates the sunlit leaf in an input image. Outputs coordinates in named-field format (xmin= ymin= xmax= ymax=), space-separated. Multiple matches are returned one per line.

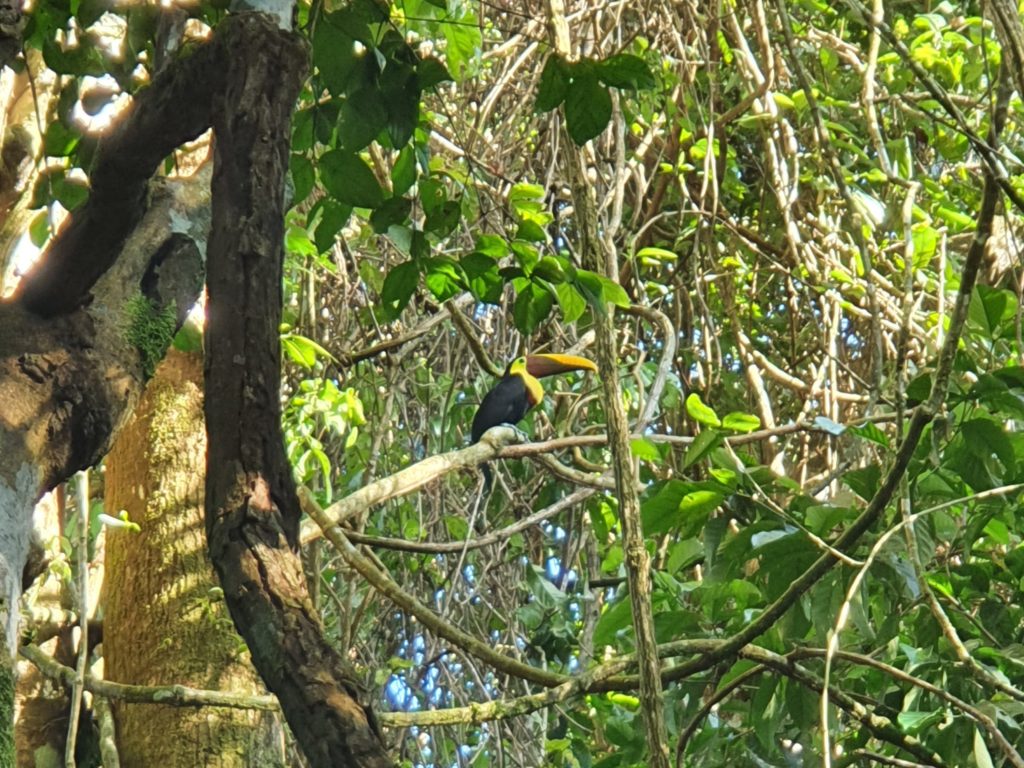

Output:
xmin=686 ymin=393 xmax=721 ymax=427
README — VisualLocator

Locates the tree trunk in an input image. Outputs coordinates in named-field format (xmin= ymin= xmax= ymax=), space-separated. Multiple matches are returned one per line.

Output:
xmin=105 ymin=348 xmax=285 ymax=767
xmin=203 ymin=16 xmax=390 ymax=767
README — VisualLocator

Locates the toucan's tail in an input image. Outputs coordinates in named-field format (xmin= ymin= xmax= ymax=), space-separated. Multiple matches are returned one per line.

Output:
xmin=481 ymin=462 xmax=493 ymax=492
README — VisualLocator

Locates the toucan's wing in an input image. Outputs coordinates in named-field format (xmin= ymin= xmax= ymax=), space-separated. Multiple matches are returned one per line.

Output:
xmin=472 ymin=376 xmax=530 ymax=443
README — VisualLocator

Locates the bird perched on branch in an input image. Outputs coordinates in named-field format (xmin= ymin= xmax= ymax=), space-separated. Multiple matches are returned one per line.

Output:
xmin=471 ymin=353 xmax=597 ymax=489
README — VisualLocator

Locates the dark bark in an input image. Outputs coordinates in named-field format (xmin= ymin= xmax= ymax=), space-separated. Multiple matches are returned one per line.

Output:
xmin=203 ymin=15 xmax=391 ymax=768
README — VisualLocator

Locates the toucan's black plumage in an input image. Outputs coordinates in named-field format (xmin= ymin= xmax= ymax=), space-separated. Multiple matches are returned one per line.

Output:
xmin=472 ymin=353 xmax=597 ymax=489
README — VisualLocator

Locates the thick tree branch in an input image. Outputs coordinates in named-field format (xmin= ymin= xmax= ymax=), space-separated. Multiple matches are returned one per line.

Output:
xmin=546 ymin=3 xmax=669 ymax=764
xmin=16 ymin=38 xmax=219 ymax=315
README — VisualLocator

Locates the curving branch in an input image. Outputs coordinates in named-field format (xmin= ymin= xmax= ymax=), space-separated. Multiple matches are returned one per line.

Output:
xmin=304 ymin=490 xmax=566 ymax=689
xmin=20 ymin=644 xmax=280 ymax=711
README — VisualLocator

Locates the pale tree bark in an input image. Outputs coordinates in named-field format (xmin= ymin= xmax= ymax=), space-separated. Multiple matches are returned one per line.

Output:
xmin=546 ymin=3 xmax=670 ymax=766
xmin=104 ymin=348 xmax=285 ymax=767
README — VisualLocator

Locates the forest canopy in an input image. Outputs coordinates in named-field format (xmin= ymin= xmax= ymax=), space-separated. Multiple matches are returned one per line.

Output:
xmin=0 ymin=0 xmax=1023 ymax=767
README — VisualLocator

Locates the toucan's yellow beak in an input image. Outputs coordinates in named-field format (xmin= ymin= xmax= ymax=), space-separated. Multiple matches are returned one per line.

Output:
xmin=524 ymin=353 xmax=598 ymax=378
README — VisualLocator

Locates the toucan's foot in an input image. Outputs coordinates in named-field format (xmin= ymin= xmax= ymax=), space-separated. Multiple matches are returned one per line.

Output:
xmin=479 ymin=424 xmax=529 ymax=447
xmin=505 ymin=424 xmax=530 ymax=443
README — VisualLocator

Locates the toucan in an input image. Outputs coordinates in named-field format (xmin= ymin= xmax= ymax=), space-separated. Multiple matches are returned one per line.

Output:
xmin=471 ymin=353 xmax=598 ymax=489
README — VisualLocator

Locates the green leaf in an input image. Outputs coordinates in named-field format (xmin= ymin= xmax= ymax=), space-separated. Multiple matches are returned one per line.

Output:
xmin=598 ymin=275 xmax=630 ymax=307
xmin=682 ymin=428 xmax=722 ymax=470
xmin=43 ymin=121 xmax=80 ymax=157
xmin=575 ymin=269 xmax=629 ymax=310
xmin=636 ymin=246 xmax=677 ymax=263
xmin=847 ymin=421 xmax=890 ymax=448
xmin=418 ymin=178 xmax=446 ymax=215
xmin=630 ymin=438 xmax=661 ymax=462
xmin=511 ymin=240 xmax=540 ymax=272
xmin=423 ymin=257 xmax=466 ymax=301
xmin=290 ymin=154 xmax=314 ymax=205
xmin=285 ymin=226 xmax=317 ymax=258
xmin=686 ymin=393 xmax=721 ymax=427
xmin=513 ymin=281 xmax=554 ymax=333
xmin=43 ymin=38 xmax=105 ymax=76
xmin=595 ymin=53 xmax=655 ymax=90
xmin=417 ymin=56 xmax=452 ymax=89
xmin=474 ymin=234 xmax=509 ymax=259
xmin=975 ymin=728 xmax=996 ymax=768
xmin=962 ymin=418 xmax=1015 ymax=474
xmin=281 ymin=333 xmax=335 ymax=369
xmin=593 ymin=598 xmax=633 ymax=648
xmin=29 ymin=210 xmax=50 ymax=248
xmin=53 ymin=175 xmax=89 ymax=211
xmin=443 ymin=14 xmax=482 ymax=79
xmin=969 ymin=284 xmax=1015 ymax=337
xmin=722 ymin=412 xmax=761 ymax=433
xmin=370 ymin=196 xmax=412 ymax=233
xmin=424 ymin=199 xmax=461 ymax=237
xmin=381 ymin=67 xmax=420 ymax=146
xmin=536 ymin=54 xmax=570 ymax=112
xmin=391 ymin=146 xmax=417 ymax=196
xmin=843 ymin=464 xmax=880 ymax=500
xmin=313 ymin=21 xmax=356 ymax=94
xmin=897 ymin=709 xmax=943 ymax=735
xmin=532 ymin=256 xmax=567 ymax=283
xmin=381 ymin=260 xmax=420 ymax=318
xmin=642 ymin=480 xmax=722 ymax=536
xmin=313 ymin=199 xmax=352 ymax=253
xmin=564 ymin=73 xmax=612 ymax=145
xmin=555 ymin=282 xmax=586 ymax=323
xmin=319 ymin=150 xmax=385 ymax=208
xmin=461 ymin=252 xmax=503 ymax=304
xmin=339 ymin=89 xmax=387 ymax=151
xmin=292 ymin=108 xmax=314 ymax=153
xmin=516 ymin=219 xmax=547 ymax=242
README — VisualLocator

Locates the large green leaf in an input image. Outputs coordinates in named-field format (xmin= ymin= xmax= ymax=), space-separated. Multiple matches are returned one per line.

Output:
xmin=686 ymin=393 xmax=721 ymax=427
xmin=564 ymin=73 xmax=612 ymax=145
xmin=319 ymin=150 xmax=385 ymax=208
xmin=313 ymin=21 xmax=357 ymax=94
xmin=536 ymin=54 xmax=570 ymax=112
xmin=461 ymin=252 xmax=503 ymax=304
xmin=595 ymin=53 xmax=655 ymax=90
xmin=513 ymin=281 xmax=555 ymax=333
xmin=339 ymin=89 xmax=387 ymax=151
xmin=380 ymin=260 xmax=420 ymax=318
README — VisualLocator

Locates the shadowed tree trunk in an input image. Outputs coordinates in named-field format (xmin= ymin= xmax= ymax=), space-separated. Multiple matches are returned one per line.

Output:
xmin=105 ymin=347 xmax=285 ymax=767
xmin=203 ymin=17 xmax=390 ymax=767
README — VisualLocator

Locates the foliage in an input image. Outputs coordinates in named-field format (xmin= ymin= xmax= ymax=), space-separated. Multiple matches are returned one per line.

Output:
xmin=15 ymin=0 xmax=1024 ymax=765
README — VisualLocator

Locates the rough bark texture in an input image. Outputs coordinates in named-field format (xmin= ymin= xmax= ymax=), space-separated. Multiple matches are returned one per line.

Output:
xmin=0 ymin=172 xmax=207 ymax=680
xmin=16 ymin=36 xmax=217 ymax=315
xmin=203 ymin=16 xmax=390 ymax=768
xmin=105 ymin=349 xmax=285 ymax=767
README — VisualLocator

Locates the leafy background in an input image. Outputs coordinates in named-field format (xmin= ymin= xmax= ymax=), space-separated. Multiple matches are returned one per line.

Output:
xmin=18 ymin=0 xmax=1024 ymax=765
